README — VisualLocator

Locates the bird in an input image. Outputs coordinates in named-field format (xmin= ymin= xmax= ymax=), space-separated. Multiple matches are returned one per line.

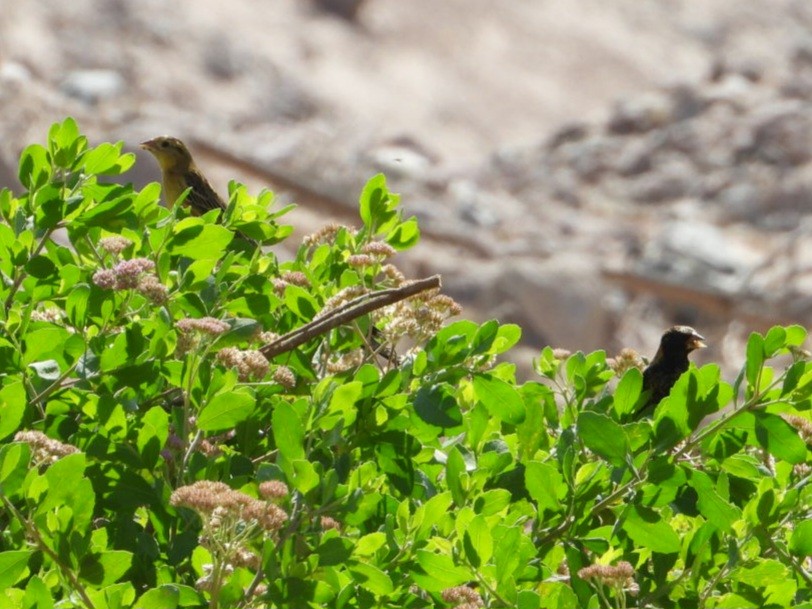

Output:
xmin=635 ymin=326 xmax=706 ymax=419
xmin=140 ymin=136 xmax=257 ymax=245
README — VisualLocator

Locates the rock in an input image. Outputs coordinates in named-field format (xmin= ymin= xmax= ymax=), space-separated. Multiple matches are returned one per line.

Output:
xmin=607 ymin=92 xmax=673 ymax=135
xmin=749 ymin=100 xmax=812 ymax=166
xmin=203 ymin=35 xmax=244 ymax=80
xmin=0 ymin=61 xmax=31 ymax=84
xmin=792 ymin=36 xmax=812 ymax=68
xmin=613 ymin=139 xmax=654 ymax=176
xmin=637 ymin=221 xmax=760 ymax=293
xmin=628 ymin=155 xmax=697 ymax=203
xmin=61 ymin=69 xmax=125 ymax=104
xmin=716 ymin=180 xmax=761 ymax=221
xmin=548 ymin=166 xmax=581 ymax=205
xmin=709 ymin=58 xmax=764 ymax=83
xmin=449 ymin=180 xmax=529 ymax=228
xmin=0 ymin=152 xmax=17 ymax=189
xmin=367 ymin=136 xmax=437 ymax=180
xmin=556 ymin=136 xmax=618 ymax=182
xmin=547 ymin=122 xmax=589 ymax=150
xmin=261 ymin=75 xmax=319 ymax=122
xmin=312 ymin=0 xmax=367 ymax=20
xmin=450 ymin=180 xmax=501 ymax=228
xmin=443 ymin=256 xmax=613 ymax=352
xmin=668 ymin=84 xmax=704 ymax=122
xmin=703 ymin=74 xmax=756 ymax=108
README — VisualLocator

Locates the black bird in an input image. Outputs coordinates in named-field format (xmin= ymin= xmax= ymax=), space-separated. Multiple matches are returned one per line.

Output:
xmin=635 ymin=326 xmax=706 ymax=419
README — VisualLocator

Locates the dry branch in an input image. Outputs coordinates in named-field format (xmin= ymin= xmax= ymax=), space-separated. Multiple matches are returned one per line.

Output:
xmin=260 ymin=274 xmax=442 ymax=358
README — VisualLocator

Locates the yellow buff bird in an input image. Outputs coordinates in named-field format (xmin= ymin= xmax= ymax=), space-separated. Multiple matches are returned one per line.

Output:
xmin=140 ymin=136 xmax=257 ymax=244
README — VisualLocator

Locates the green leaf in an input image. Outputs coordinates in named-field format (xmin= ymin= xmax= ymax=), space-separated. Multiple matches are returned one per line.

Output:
xmin=720 ymin=454 xmax=762 ymax=482
xmin=688 ymin=470 xmax=741 ymax=531
xmin=0 ymin=442 xmax=30 ymax=498
xmin=23 ymin=327 xmax=71 ymax=365
xmin=134 ymin=585 xmax=186 ymax=609
xmin=414 ymin=492 xmax=454 ymax=537
xmin=785 ymin=325 xmax=807 ymax=347
xmin=517 ymin=590 xmax=542 ymax=609
xmin=23 ymin=576 xmax=54 ymax=609
xmin=289 ymin=459 xmax=319 ymax=493
xmin=446 ymin=446 xmax=467 ymax=505
xmin=82 ymin=142 xmax=135 ymax=175
xmin=0 ymin=550 xmax=32 ymax=589
xmin=168 ymin=222 xmax=233 ymax=259
xmin=386 ymin=218 xmax=420 ymax=250
xmin=359 ymin=174 xmax=398 ymax=233
xmin=525 ymin=461 xmax=565 ymax=514
xmin=493 ymin=525 xmax=523 ymax=584
xmin=538 ymin=582 xmax=579 ymax=609
xmin=38 ymin=452 xmax=86 ymax=510
xmin=470 ymin=320 xmax=500 ymax=356
xmin=272 ymin=401 xmax=305 ymax=461
xmin=79 ymin=550 xmax=133 ymax=586
xmin=354 ymin=532 xmax=387 ymax=556
xmin=197 ymin=390 xmax=255 ymax=432
xmin=214 ymin=318 xmax=262 ymax=348
xmin=463 ymin=515 xmax=493 ymax=566
xmin=494 ymin=324 xmax=522 ymax=354
xmin=284 ymin=285 xmax=319 ymax=321
xmin=66 ymin=284 xmax=91 ymax=328
xmin=613 ymin=368 xmax=642 ymax=416
xmin=101 ymin=325 xmax=146 ymax=372
xmin=18 ymin=144 xmax=51 ymax=191
xmin=622 ymin=504 xmax=681 ymax=553
xmin=316 ymin=537 xmax=353 ymax=566
xmin=730 ymin=559 xmax=794 ymax=605
xmin=790 ymin=520 xmax=812 ymax=556
xmin=754 ymin=412 xmax=807 ymax=464
xmin=33 ymin=185 xmax=66 ymax=230
xmin=746 ymin=332 xmax=764 ymax=390
xmin=654 ymin=365 xmax=727 ymax=443
xmin=0 ymin=380 xmax=26 ymax=441
xmin=475 ymin=489 xmax=512 ymax=516
xmin=473 ymin=374 xmax=526 ymax=425
xmin=348 ymin=562 xmax=393 ymax=596
xmin=413 ymin=383 xmax=462 ymax=428
xmin=763 ymin=326 xmax=787 ymax=357
xmin=48 ymin=117 xmax=83 ymax=168
xmin=74 ymin=194 xmax=134 ymax=230
xmin=137 ymin=407 xmax=170 ymax=469
xmin=411 ymin=551 xmax=472 ymax=591
xmin=578 ymin=412 xmax=629 ymax=467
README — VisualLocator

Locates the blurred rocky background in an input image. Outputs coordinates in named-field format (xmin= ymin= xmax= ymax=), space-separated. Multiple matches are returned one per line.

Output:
xmin=3 ymin=0 xmax=812 ymax=376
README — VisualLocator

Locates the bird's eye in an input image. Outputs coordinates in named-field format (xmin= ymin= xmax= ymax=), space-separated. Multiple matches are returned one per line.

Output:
xmin=160 ymin=141 xmax=169 ymax=148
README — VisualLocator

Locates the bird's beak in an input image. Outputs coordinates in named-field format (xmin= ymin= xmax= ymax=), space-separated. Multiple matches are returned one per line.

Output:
xmin=139 ymin=139 xmax=157 ymax=152
xmin=688 ymin=332 xmax=707 ymax=351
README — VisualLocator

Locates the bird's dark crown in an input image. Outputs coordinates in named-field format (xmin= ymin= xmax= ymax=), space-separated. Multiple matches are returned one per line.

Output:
xmin=659 ymin=325 xmax=706 ymax=353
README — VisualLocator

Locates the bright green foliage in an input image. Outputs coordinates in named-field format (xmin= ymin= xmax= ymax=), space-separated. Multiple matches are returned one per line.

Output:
xmin=1 ymin=120 xmax=811 ymax=609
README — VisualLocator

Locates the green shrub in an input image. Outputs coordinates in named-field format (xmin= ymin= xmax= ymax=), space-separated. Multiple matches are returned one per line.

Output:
xmin=0 ymin=119 xmax=811 ymax=609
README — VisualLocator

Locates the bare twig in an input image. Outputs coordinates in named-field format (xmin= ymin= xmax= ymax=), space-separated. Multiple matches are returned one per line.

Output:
xmin=260 ymin=275 xmax=441 ymax=359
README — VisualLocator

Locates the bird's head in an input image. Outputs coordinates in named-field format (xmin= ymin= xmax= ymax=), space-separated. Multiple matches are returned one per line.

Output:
xmin=659 ymin=326 xmax=707 ymax=357
xmin=140 ymin=136 xmax=193 ymax=172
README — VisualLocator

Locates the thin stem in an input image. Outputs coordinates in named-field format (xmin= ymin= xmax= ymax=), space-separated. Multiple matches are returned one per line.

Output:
xmin=29 ymin=360 xmax=80 ymax=406
xmin=1 ymin=495 xmax=97 ymax=609
xmin=698 ymin=562 xmax=729 ymax=609
xmin=4 ymin=226 xmax=57 ymax=313
xmin=763 ymin=529 xmax=812 ymax=587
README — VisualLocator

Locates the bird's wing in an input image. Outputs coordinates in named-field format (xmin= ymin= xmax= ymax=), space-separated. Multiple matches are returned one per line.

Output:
xmin=184 ymin=168 xmax=259 ymax=247
xmin=183 ymin=170 xmax=227 ymax=215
